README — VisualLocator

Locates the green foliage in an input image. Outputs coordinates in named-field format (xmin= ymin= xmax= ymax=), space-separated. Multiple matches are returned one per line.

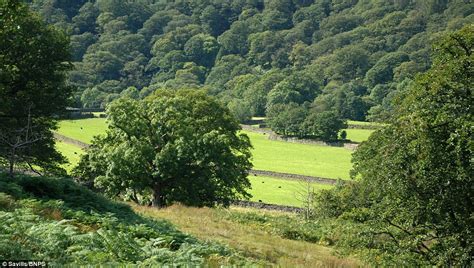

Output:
xmin=313 ymin=82 xmax=370 ymax=121
xmin=364 ymin=52 xmax=410 ymax=87
xmin=29 ymin=0 xmax=473 ymax=126
xmin=74 ymin=90 xmax=253 ymax=207
xmin=302 ymin=110 xmax=347 ymax=141
xmin=266 ymin=70 xmax=322 ymax=108
xmin=267 ymin=103 xmax=347 ymax=141
xmin=0 ymin=173 xmax=253 ymax=266
xmin=266 ymin=103 xmax=308 ymax=137
xmin=327 ymin=45 xmax=370 ymax=81
xmin=314 ymin=26 xmax=474 ymax=266
xmin=0 ymin=0 xmax=72 ymax=175
xmin=340 ymin=130 xmax=347 ymax=140
xmin=227 ymin=99 xmax=253 ymax=123
xmin=184 ymin=34 xmax=219 ymax=68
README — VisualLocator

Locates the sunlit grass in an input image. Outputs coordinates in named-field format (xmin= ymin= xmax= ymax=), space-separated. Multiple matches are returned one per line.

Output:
xmin=57 ymin=118 xmax=107 ymax=143
xmin=53 ymin=143 xmax=335 ymax=207
xmin=55 ymin=140 xmax=83 ymax=172
xmin=56 ymin=119 xmax=354 ymax=179
xmin=342 ymin=128 xmax=375 ymax=143
xmin=133 ymin=204 xmax=359 ymax=267
xmin=347 ymin=120 xmax=385 ymax=127
xmin=248 ymin=175 xmax=333 ymax=207
xmin=242 ymin=131 xmax=353 ymax=179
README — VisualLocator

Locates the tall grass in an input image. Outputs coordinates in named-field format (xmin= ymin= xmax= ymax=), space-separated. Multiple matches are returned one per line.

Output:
xmin=134 ymin=204 xmax=360 ymax=267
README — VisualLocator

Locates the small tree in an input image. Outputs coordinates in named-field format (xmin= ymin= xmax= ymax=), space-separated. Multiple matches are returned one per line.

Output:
xmin=227 ymin=99 xmax=252 ymax=123
xmin=340 ymin=130 xmax=347 ymax=140
xmin=74 ymin=90 xmax=253 ymax=207
xmin=295 ymin=180 xmax=317 ymax=221
xmin=0 ymin=107 xmax=41 ymax=176
xmin=266 ymin=103 xmax=307 ymax=136
xmin=302 ymin=110 xmax=347 ymax=141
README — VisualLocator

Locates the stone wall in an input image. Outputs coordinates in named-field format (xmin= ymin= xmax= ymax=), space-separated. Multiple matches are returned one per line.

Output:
xmin=250 ymin=169 xmax=338 ymax=185
xmin=240 ymin=124 xmax=274 ymax=134
xmin=53 ymin=133 xmax=90 ymax=149
xmin=241 ymin=124 xmax=359 ymax=150
xmin=232 ymin=200 xmax=303 ymax=213
xmin=347 ymin=124 xmax=382 ymax=130
xmin=267 ymin=133 xmax=359 ymax=150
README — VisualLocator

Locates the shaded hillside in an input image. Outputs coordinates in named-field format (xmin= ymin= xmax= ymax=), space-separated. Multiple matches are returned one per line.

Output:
xmin=0 ymin=173 xmax=256 ymax=266
xmin=31 ymin=0 xmax=473 ymax=122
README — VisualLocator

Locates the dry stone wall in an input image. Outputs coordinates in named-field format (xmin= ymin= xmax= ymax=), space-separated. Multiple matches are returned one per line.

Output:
xmin=250 ymin=169 xmax=338 ymax=185
xmin=241 ymin=124 xmax=359 ymax=150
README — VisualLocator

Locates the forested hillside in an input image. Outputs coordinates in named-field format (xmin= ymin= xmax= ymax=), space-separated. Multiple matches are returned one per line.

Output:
xmin=30 ymin=0 xmax=473 ymax=124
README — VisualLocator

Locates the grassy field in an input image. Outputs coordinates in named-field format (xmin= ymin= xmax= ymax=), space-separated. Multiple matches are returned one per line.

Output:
xmin=55 ymin=140 xmax=83 ymax=171
xmin=243 ymin=131 xmax=353 ymax=179
xmin=248 ymin=175 xmax=333 ymax=207
xmin=56 ymin=118 xmax=354 ymax=179
xmin=343 ymin=128 xmax=375 ymax=143
xmin=57 ymin=118 xmax=107 ymax=143
xmin=134 ymin=204 xmax=359 ymax=267
xmin=55 ymin=142 xmax=334 ymax=207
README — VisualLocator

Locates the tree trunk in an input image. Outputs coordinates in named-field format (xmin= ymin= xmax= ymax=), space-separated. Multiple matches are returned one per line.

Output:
xmin=9 ymin=148 xmax=15 ymax=177
xmin=151 ymin=185 xmax=163 ymax=207
xmin=130 ymin=190 xmax=139 ymax=204
xmin=9 ymin=159 xmax=14 ymax=177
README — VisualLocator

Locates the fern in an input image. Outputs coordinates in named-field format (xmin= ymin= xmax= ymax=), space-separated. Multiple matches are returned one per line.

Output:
xmin=0 ymin=173 xmax=258 ymax=266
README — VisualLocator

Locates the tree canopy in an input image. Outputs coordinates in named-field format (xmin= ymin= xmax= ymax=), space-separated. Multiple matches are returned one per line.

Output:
xmin=28 ymin=0 xmax=474 ymax=131
xmin=74 ymin=90 xmax=253 ymax=207
xmin=315 ymin=25 xmax=473 ymax=266
xmin=0 ymin=0 xmax=72 ymax=175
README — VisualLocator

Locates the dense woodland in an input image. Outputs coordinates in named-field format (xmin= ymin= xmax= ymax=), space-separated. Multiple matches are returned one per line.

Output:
xmin=28 ymin=0 xmax=473 ymax=138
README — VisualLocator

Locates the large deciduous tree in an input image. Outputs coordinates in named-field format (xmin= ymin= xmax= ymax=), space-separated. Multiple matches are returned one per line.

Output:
xmin=74 ymin=90 xmax=253 ymax=207
xmin=0 ymin=0 xmax=72 ymax=176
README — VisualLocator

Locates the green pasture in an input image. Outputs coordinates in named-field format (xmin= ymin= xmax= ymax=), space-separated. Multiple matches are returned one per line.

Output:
xmin=55 ymin=140 xmax=83 ymax=171
xmin=57 ymin=118 xmax=107 ymax=143
xmin=242 ymin=131 xmax=352 ymax=179
xmin=55 ymin=120 xmax=342 ymax=206
xmin=248 ymin=175 xmax=333 ymax=207
xmin=342 ymin=128 xmax=375 ymax=143
xmin=54 ymin=141 xmax=334 ymax=207
xmin=56 ymin=118 xmax=374 ymax=147
xmin=56 ymin=119 xmax=354 ymax=179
